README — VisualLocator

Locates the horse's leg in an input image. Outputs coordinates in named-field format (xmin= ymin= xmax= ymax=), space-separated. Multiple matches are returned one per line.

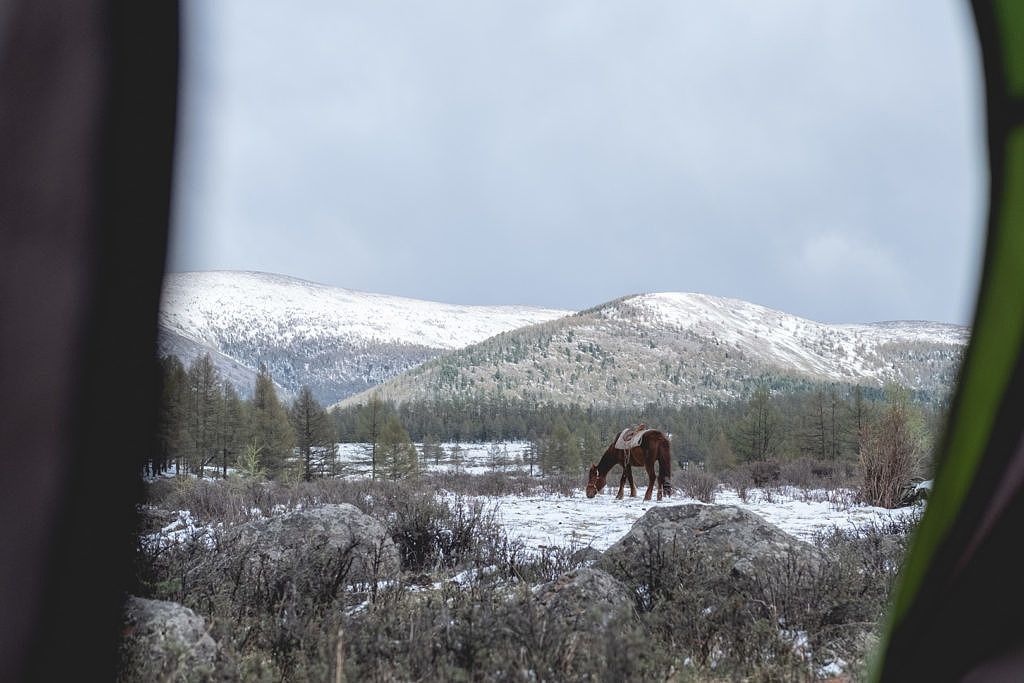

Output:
xmin=656 ymin=458 xmax=664 ymax=501
xmin=627 ymin=465 xmax=637 ymax=497
xmin=616 ymin=465 xmax=628 ymax=499
xmin=644 ymin=460 xmax=655 ymax=501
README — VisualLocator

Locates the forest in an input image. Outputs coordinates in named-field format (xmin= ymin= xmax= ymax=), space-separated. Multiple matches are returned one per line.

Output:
xmin=152 ymin=352 xmax=946 ymax=501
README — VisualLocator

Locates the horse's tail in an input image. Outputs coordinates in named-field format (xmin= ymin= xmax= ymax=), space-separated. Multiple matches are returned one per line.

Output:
xmin=659 ymin=434 xmax=672 ymax=496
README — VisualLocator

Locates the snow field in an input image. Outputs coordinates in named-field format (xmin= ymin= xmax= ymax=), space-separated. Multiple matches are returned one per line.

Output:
xmin=471 ymin=486 xmax=921 ymax=552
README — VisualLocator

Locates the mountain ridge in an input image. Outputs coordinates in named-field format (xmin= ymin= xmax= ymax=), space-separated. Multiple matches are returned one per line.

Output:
xmin=158 ymin=271 xmax=572 ymax=403
xmin=337 ymin=291 xmax=967 ymax=409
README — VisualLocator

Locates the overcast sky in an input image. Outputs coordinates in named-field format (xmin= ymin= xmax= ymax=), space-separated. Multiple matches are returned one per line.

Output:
xmin=169 ymin=0 xmax=986 ymax=324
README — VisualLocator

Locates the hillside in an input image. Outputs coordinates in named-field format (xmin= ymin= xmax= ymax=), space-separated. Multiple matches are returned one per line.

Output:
xmin=340 ymin=292 xmax=968 ymax=408
xmin=158 ymin=271 xmax=571 ymax=403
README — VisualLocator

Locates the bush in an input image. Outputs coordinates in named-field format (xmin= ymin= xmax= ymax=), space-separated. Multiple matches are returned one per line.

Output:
xmin=387 ymin=493 xmax=504 ymax=572
xmin=677 ymin=470 xmax=718 ymax=503
xmin=749 ymin=460 xmax=781 ymax=486
xmin=130 ymin=475 xmax=920 ymax=680
xmin=859 ymin=402 xmax=922 ymax=508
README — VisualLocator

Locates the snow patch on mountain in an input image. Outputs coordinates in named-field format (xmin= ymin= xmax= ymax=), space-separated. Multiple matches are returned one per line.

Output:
xmin=162 ymin=271 xmax=570 ymax=350
xmin=621 ymin=292 xmax=968 ymax=383
xmin=158 ymin=271 xmax=571 ymax=403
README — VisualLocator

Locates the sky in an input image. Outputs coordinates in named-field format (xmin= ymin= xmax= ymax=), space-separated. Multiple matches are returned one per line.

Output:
xmin=169 ymin=0 xmax=986 ymax=325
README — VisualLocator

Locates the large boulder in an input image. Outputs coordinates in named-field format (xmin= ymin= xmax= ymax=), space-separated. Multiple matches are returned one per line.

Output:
xmin=534 ymin=567 xmax=633 ymax=631
xmin=525 ymin=568 xmax=636 ymax=674
xmin=599 ymin=504 xmax=823 ymax=582
xmin=233 ymin=503 xmax=400 ymax=582
xmin=120 ymin=596 xmax=218 ymax=681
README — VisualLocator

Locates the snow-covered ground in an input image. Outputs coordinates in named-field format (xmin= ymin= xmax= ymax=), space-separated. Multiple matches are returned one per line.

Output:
xmin=475 ymin=486 xmax=921 ymax=551
xmin=333 ymin=440 xmax=536 ymax=476
xmin=146 ymin=439 xmax=923 ymax=557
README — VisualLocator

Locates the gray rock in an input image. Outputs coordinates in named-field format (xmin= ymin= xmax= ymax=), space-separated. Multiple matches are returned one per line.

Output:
xmin=121 ymin=596 xmax=218 ymax=680
xmin=600 ymin=504 xmax=823 ymax=582
xmin=234 ymin=503 xmax=400 ymax=581
xmin=136 ymin=505 xmax=177 ymax=535
xmin=569 ymin=546 xmax=603 ymax=567
xmin=535 ymin=567 xmax=633 ymax=631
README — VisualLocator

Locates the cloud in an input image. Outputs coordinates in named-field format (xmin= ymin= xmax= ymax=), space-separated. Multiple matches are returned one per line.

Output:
xmin=801 ymin=232 xmax=903 ymax=283
xmin=169 ymin=0 xmax=985 ymax=324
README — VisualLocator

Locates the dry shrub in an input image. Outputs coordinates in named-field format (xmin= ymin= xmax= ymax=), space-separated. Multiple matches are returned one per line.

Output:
xmin=387 ymin=493 xmax=504 ymax=572
xmin=749 ymin=460 xmax=781 ymax=486
xmin=678 ymin=470 xmax=718 ymax=503
xmin=859 ymin=402 xmax=921 ymax=508
xmin=780 ymin=458 xmax=816 ymax=488
xmin=724 ymin=469 xmax=755 ymax=502
xmin=130 ymin=475 xmax=920 ymax=680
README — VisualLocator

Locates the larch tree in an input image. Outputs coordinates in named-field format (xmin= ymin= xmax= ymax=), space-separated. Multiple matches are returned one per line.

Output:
xmin=215 ymin=380 xmax=244 ymax=478
xmin=185 ymin=353 xmax=220 ymax=475
xmin=250 ymin=363 xmax=295 ymax=479
xmin=290 ymin=385 xmax=333 ymax=481
xmin=378 ymin=414 xmax=418 ymax=480
xmin=356 ymin=393 xmax=387 ymax=478
xmin=732 ymin=385 xmax=781 ymax=462
xmin=155 ymin=355 xmax=188 ymax=476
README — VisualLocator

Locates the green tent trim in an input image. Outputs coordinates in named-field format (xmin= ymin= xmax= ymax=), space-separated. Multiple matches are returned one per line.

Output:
xmin=874 ymin=1 xmax=1024 ymax=679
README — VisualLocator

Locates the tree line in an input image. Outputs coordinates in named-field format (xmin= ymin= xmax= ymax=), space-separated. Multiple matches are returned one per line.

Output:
xmin=152 ymin=353 xmax=946 ymax=485
xmin=150 ymin=354 xmax=418 ymax=481
xmin=331 ymin=383 xmax=946 ymax=476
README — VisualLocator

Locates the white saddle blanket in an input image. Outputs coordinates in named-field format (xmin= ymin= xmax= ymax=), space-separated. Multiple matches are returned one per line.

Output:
xmin=615 ymin=428 xmax=653 ymax=451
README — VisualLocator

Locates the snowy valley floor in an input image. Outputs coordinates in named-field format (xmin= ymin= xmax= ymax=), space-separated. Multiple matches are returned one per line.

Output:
xmin=469 ymin=486 xmax=921 ymax=552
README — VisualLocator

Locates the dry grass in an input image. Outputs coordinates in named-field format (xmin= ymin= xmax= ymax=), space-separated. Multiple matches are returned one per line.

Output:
xmin=128 ymin=476 xmax=918 ymax=681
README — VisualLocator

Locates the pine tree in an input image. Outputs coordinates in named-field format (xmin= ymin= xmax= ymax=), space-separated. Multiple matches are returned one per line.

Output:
xmin=185 ymin=353 xmax=220 ymax=475
xmin=844 ymin=385 xmax=870 ymax=457
xmin=448 ymin=443 xmax=464 ymax=471
xmin=156 ymin=355 xmax=188 ymax=476
xmin=215 ymin=380 xmax=244 ymax=478
xmin=250 ymin=363 xmax=295 ymax=478
xmin=420 ymin=433 xmax=443 ymax=467
xmin=378 ymin=415 xmax=418 ymax=480
xmin=731 ymin=385 xmax=781 ymax=462
xmin=542 ymin=420 xmax=581 ymax=474
xmin=290 ymin=385 xmax=333 ymax=481
xmin=707 ymin=427 xmax=737 ymax=471
xmin=356 ymin=393 xmax=388 ymax=479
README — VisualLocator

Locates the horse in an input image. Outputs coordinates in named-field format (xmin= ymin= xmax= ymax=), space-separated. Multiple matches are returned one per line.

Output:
xmin=586 ymin=429 xmax=673 ymax=501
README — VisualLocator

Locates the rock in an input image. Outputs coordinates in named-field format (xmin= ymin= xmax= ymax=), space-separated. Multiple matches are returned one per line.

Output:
xmin=136 ymin=505 xmax=177 ymax=535
xmin=534 ymin=567 xmax=633 ymax=631
xmin=898 ymin=479 xmax=932 ymax=506
xmin=120 ymin=596 xmax=218 ymax=680
xmin=599 ymin=504 xmax=823 ymax=582
xmin=569 ymin=546 xmax=603 ymax=566
xmin=233 ymin=503 xmax=400 ymax=581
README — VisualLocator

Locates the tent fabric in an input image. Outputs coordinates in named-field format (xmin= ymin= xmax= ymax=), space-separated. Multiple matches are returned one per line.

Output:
xmin=875 ymin=2 xmax=1024 ymax=680
xmin=1 ymin=0 xmax=1023 ymax=680
xmin=0 ymin=1 xmax=179 ymax=680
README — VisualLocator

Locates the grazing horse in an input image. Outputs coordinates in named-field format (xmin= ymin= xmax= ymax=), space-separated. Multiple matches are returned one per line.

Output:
xmin=586 ymin=429 xmax=672 ymax=501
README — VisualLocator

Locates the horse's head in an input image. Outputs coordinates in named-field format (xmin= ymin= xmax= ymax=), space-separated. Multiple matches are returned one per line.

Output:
xmin=585 ymin=463 xmax=606 ymax=498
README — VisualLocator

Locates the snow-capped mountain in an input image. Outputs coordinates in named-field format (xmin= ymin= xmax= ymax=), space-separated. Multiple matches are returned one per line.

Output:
xmin=158 ymin=271 xmax=572 ymax=403
xmin=342 ymin=292 xmax=968 ymax=408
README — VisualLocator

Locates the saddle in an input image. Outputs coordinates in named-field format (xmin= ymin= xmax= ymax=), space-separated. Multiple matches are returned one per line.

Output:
xmin=615 ymin=424 xmax=650 ymax=451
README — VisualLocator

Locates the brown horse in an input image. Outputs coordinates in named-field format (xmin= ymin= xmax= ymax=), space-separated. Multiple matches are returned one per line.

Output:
xmin=586 ymin=429 xmax=672 ymax=501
